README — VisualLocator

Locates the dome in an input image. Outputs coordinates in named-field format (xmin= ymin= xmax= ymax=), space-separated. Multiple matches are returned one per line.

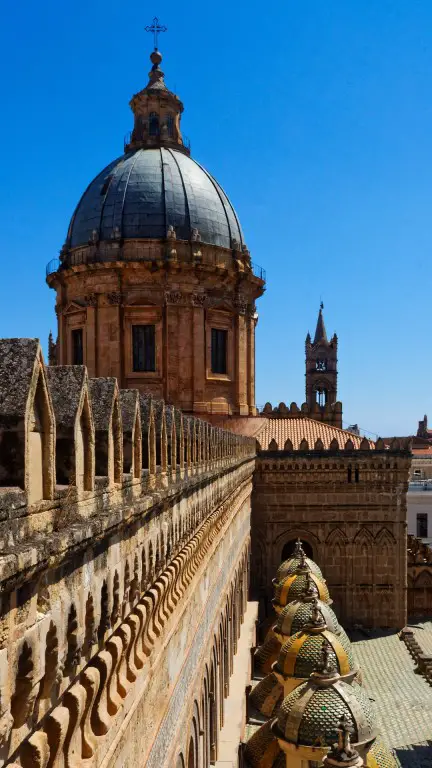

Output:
xmin=254 ymin=627 xmax=282 ymax=676
xmin=67 ymin=147 xmax=243 ymax=250
xmin=275 ymin=598 xmax=340 ymax=638
xmin=273 ymin=566 xmax=331 ymax=612
xmin=274 ymin=629 xmax=356 ymax=685
xmin=244 ymin=721 xmax=284 ymax=768
xmin=276 ymin=539 xmax=323 ymax=581
xmin=249 ymin=672 xmax=283 ymax=718
xmin=275 ymin=672 xmax=377 ymax=751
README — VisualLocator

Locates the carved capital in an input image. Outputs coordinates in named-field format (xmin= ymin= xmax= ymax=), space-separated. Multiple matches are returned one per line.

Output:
xmin=165 ymin=291 xmax=183 ymax=305
xmin=191 ymin=292 xmax=207 ymax=308
xmin=234 ymin=295 xmax=248 ymax=315
xmin=107 ymin=292 xmax=122 ymax=305
xmin=84 ymin=293 xmax=98 ymax=308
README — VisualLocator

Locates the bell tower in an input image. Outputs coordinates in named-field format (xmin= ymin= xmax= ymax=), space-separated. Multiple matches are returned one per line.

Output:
xmin=305 ymin=304 xmax=341 ymax=427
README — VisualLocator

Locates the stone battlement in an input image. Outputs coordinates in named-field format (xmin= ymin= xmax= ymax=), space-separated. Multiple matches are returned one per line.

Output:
xmin=260 ymin=400 xmax=343 ymax=428
xmin=261 ymin=400 xmax=343 ymax=417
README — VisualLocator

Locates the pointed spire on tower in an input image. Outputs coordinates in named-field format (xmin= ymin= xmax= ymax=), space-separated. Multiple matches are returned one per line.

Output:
xmin=314 ymin=302 xmax=328 ymax=344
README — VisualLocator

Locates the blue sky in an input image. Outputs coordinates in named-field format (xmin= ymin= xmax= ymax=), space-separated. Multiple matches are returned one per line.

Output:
xmin=0 ymin=1 xmax=431 ymax=436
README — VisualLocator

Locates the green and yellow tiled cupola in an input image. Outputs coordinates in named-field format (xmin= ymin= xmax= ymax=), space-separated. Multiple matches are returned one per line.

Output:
xmin=274 ymin=575 xmax=340 ymax=639
xmin=272 ymin=602 xmax=358 ymax=694
xmin=272 ymin=552 xmax=331 ymax=614
xmin=272 ymin=646 xmax=378 ymax=768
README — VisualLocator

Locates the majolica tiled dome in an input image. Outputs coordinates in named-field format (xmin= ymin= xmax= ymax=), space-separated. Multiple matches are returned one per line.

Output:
xmin=254 ymin=627 xmax=282 ymax=676
xmin=249 ymin=672 xmax=284 ymax=718
xmin=244 ymin=721 xmax=284 ymax=768
xmin=273 ymin=562 xmax=330 ymax=611
xmin=276 ymin=539 xmax=323 ymax=582
xmin=67 ymin=148 xmax=243 ymax=250
xmin=274 ymin=629 xmax=356 ymax=683
xmin=275 ymin=598 xmax=340 ymax=638
xmin=275 ymin=673 xmax=376 ymax=749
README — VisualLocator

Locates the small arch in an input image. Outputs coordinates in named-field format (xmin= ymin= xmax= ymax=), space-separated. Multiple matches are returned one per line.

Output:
xmin=281 ymin=538 xmax=314 ymax=560
xmin=79 ymin=391 xmax=94 ymax=491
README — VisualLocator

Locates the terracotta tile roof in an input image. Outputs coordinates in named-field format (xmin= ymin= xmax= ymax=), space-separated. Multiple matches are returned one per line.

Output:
xmin=223 ymin=416 xmax=374 ymax=450
xmin=256 ymin=417 xmax=374 ymax=450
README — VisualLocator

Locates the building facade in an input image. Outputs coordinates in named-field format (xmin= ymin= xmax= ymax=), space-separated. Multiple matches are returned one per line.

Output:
xmin=0 ymin=36 xmax=418 ymax=768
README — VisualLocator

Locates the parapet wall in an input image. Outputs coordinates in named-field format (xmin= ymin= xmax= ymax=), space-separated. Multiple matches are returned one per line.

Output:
xmin=0 ymin=338 xmax=256 ymax=767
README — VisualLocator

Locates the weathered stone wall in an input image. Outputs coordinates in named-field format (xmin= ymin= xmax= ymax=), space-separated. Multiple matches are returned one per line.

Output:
xmin=0 ymin=339 xmax=255 ymax=767
xmin=251 ymin=444 xmax=411 ymax=629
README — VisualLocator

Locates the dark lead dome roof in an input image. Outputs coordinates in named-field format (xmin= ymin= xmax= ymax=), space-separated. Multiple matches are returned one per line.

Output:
xmin=67 ymin=147 xmax=243 ymax=250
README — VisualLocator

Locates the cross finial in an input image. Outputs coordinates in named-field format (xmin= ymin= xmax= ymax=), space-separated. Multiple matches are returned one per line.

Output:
xmin=145 ymin=16 xmax=167 ymax=50
xmin=320 ymin=300 xmax=324 ymax=311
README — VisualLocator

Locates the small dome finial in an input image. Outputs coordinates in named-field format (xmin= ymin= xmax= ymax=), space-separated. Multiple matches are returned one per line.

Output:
xmin=150 ymin=49 xmax=163 ymax=66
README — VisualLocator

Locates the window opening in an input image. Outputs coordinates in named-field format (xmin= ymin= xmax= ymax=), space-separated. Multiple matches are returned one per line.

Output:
xmin=315 ymin=387 xmax=328 ymax=406
xmin=132 ymin=325 xmax=156 ymax=372
xmin=149 ymin=112 xmax=159 ymax=136
xmin=316 ymin=359 xmax=327 ymax=371
xmin=211 ymin=329 xmax=227 ymax=374
xmin=72 ymin=329 xmax=84 ymax=365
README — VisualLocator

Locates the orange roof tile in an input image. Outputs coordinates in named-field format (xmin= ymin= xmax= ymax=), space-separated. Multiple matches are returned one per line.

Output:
xmin=255 ymin=417 xmax=374 ymax=450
